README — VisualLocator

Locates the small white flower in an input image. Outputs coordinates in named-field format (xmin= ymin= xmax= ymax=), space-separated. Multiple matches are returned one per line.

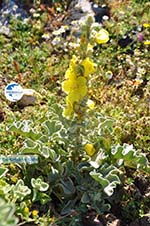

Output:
xmin=23 ymin=18 xmax=29 ymax=23
xmin=105 ymin=71 xmax=113 ymax=79
xmin=91 ymin=22 xmax=102 ymax=29
xmin=52 ymin=26 xmax=68 ymax=36
xmin=13 ymin=4 xmax=18 ymax=11
xmin=137 ymin=67 xmax=146 ymax=75
xmin=93 ymin=4 xmax=98 ymax=8
xmin=0 ymin=26 xmax=10 ymax=36
xmin=68 ymin=42 xmax=80 ymax=48
xmin=33 ymin=13 xmax=40 ymax=18
xmin=52 ymin=37 xmax=61 ymax=45
xmin=87 ymin=99 xmax=95 ymax=109
xmin=42 ymin=33 xmax=50 ymax=40
xmin=30 ymin=8 xmax=36 ymax=14
xmin=102 ymin=15 xmax=109 ymax=21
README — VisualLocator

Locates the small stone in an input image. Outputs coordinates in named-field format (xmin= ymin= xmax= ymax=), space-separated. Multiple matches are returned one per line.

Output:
xmin=18 ymin=89 xmax=36 ymax=107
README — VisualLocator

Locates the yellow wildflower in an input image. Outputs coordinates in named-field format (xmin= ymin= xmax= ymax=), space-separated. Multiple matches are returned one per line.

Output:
xmin=62 ymin=76 xmax=87 ymax=101
xmin=63 ymin=106 xmax=73 ymax=118
xmin=143 ymin=23 xmax=150 ymax=28
xmin=64 ymin=68 xmax=76 ymax=80
xmin=96 ymin=29 xmax=109 ymax=44
xmin=62 ymin=98 xmax=73 ymax=118
xmin=63 ymin=108 xmax=72 ymax=118
xmin=64 ymin=56 xmax=80 ymax=79
xmin=82 ymin=57 xmax=96 ymax=77
xmin=70 ymin=55 xmax=78 ymax=68
xmin=11 ymin=175 xmax=18 ymax=183
xmin=32 ymin=210 xmax=39 ymax=217
xmin=24 ymin=207 xmax=29 ymax=214
xmin=87 ymin=43 xmax=94 ymax=52
xmin=144 ymin=40 xmax=150 ymax=45
xmin=9 ymin=163 xmax=16 ymax=170
xmin=87 ymin=99 xmax=95 ymax=109
xmin=84 ymin=143 xmax=96 ymax=156
xmin=62 ymin=79 xmax=73 ymax=94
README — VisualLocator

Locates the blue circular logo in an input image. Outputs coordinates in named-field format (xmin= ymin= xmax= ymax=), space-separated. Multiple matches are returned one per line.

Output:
xmin=5 ymin=82 xmax=23 ymax=102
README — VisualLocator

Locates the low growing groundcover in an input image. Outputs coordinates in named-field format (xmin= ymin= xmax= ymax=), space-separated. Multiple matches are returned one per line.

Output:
xmin=0 ymin=0 xmax=150 ymax=226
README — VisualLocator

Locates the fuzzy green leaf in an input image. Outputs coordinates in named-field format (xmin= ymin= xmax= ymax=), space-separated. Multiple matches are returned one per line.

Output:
xmin=0 ymin=168 xmax=8 ymax=178
xmin=59 ymin=178 xmax=76 ymax=196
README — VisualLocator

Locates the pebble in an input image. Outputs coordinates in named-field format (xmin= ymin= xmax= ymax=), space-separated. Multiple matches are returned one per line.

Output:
xmin=18 ymin=89 xmax=36 ymax=107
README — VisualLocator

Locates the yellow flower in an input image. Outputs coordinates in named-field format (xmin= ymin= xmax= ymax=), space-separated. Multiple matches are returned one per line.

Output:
xmin=70 ymin=55 xmax=78 ymax=68
xmin=63 ymin=106 xmax=73 ymax=118
xmin=70 ymin=78 xmax=87 ymax=101
xmin=87 ymin=99 xmax=95 ymax=109
xmin=95 ymin=29 xmax=109 ymax=44
xmin=9 ymin=163 xmax=16 ymax=170
xmin=87 ymin=43 xmax=94 ymax=52
xmin=64 ymin=68 xmax=76 ymax=80
xmin=64 ymin=56 xmax=79 ymax=79
xmin=62 ymin=106 xmax=73 ymax=117
xmin=144 ymin=40 xmax=150 ymax=45
xmin=62 ymin=79 xmax=73 ymax=94
xmin=143 ymin=23 xmax=150 ymax=28
xmin=11 ymin=175 xmax=18 ymax=183
xmin=24 ymin=207 xmax=29 ymax=214
xmin=82 ymin=57 xmax=96 ymax=77
xmin=62 ymin=76 xmax=87 ymax=101
xmin=32 ymin=210 xmax=39 ymax=217
xmin=62 ymin=98 xmax=73 ymax=118
xmin=84 ymin=143 xmax=96 ymax=156
xmin=68 ymin=89 xmax=87 ymax=103
xmin=62 ymin=55 xmax=89 ymax=118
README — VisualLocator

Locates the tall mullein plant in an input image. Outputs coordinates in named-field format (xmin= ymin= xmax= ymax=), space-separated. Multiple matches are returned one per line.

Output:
xmin=62 ymin=16 xmax=109 ymax=155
